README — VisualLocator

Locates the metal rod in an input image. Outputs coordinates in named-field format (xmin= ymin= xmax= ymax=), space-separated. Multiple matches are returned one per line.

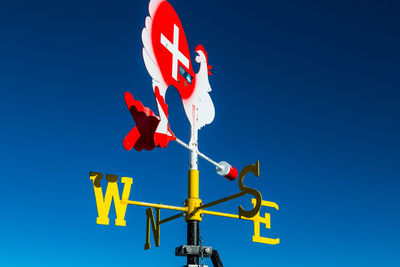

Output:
xmin=201 ymin=209 xmax=254 ymax=221
xmin=211 ymin=250 xmax=224 ymax=267
xmin=175 ymin=137 xmax=191 ymax=150
xmin=122 ymin=200 xmax=187 ymax=212
xmin=158 ymin=212 xmax=185 ymax=225
xmin=198 ymin=150 xmax=221 ymax=169
xmin=175 ymin=137 xmax=222 ymax=169
xmin=187 ymin=191 xmax=246 ymax=220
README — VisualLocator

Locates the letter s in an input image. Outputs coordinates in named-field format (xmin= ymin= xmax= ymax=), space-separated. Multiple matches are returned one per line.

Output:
xmin=238 ymin=161 xmax=262 ymax=218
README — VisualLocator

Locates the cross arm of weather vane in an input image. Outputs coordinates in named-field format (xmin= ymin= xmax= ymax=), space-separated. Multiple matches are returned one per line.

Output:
xmin=121 ymin=161 xmax=271 ymax=223
xmin=91 ymin=163 xmax=279 ymax=251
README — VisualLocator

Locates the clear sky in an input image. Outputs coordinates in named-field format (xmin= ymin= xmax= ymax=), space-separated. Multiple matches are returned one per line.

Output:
xmin=1 ymin=0 xmax=399 ymax=266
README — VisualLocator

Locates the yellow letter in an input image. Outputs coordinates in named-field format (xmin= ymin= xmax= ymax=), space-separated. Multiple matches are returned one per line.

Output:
xmin=144 ymin=208 xmax=160 ymax=250
xmin=251 ymin=198 xmax=280 ymax=245
xmin=90 ymin=172 xmax=133 ymax=226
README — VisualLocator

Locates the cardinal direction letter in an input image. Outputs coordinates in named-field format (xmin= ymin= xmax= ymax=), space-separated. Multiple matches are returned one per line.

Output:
xmin=251 ymin=198 xmax=280 ymax=245
xmin=238 ymin=161 xmax=263 ymax=218
xmin=145 ymin=207 xmax=161 ymax=250
xmin=90 ymin=172 xmax=133 ymax=226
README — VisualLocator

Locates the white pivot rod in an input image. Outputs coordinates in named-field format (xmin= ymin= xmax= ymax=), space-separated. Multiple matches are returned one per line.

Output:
xmin=174 ymin=137 xmax=238 ymax=180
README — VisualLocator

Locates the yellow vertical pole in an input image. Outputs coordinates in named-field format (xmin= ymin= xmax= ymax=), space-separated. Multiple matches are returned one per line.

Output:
xmin=186 ymin=169 xmax=202 ymax=221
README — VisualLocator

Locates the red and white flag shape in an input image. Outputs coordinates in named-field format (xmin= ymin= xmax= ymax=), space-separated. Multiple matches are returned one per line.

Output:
xmin=124 ymin=0 xmax=215 ymax=151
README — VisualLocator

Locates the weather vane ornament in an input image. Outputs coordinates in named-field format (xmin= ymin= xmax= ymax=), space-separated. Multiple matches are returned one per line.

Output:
xmin=90 ymin=1 xmax=279 ymax=266
xmin=123 ymin=0 xmax=214 ymax=151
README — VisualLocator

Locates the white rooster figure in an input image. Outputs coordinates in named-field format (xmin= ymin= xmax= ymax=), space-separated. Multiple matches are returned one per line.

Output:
xmin=123 ymin=0 xmax=215 ymax=151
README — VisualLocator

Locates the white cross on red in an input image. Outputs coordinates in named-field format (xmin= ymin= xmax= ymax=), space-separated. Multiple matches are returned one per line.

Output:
xmin=160 ymin=24 xmax=189 ymax=81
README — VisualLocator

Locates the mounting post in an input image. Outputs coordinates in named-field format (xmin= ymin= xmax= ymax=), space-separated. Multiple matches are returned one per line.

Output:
xmin=186 ymin=114 xmax=202 ymax=266
xmin=187 ymin=220 xmax=199 ymax=265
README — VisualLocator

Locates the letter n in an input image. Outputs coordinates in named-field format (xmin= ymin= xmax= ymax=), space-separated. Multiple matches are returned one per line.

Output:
xmin=144 ymin=208 xmax=160 ymax=250
xmin=90 ymin=172 xmax=133 ymax=226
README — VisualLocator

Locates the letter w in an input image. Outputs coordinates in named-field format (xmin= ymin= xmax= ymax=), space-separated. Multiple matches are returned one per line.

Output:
xmin=90 ymin=172 xmax=133 ymax=226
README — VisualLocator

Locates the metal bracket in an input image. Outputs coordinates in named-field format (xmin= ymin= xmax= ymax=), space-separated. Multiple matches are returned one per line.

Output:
xmin=175 ymin=245 xmax=213 ymax=257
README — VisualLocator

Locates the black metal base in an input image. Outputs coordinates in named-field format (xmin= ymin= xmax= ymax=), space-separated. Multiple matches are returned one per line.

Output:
xmin=175 ymin=220 xmax=223 ymax=267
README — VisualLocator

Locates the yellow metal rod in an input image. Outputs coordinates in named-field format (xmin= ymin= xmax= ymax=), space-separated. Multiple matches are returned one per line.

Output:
xmin=122 ymin=200 xmax=187 ymax=212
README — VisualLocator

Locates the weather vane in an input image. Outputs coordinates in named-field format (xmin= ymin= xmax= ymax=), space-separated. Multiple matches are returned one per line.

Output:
xmin=90 ymin=1 xmax=279 ymax=266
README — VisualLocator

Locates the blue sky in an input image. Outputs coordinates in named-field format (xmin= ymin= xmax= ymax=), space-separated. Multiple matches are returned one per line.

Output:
xmin=1 ymin=0 xmax=399 ymax=266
